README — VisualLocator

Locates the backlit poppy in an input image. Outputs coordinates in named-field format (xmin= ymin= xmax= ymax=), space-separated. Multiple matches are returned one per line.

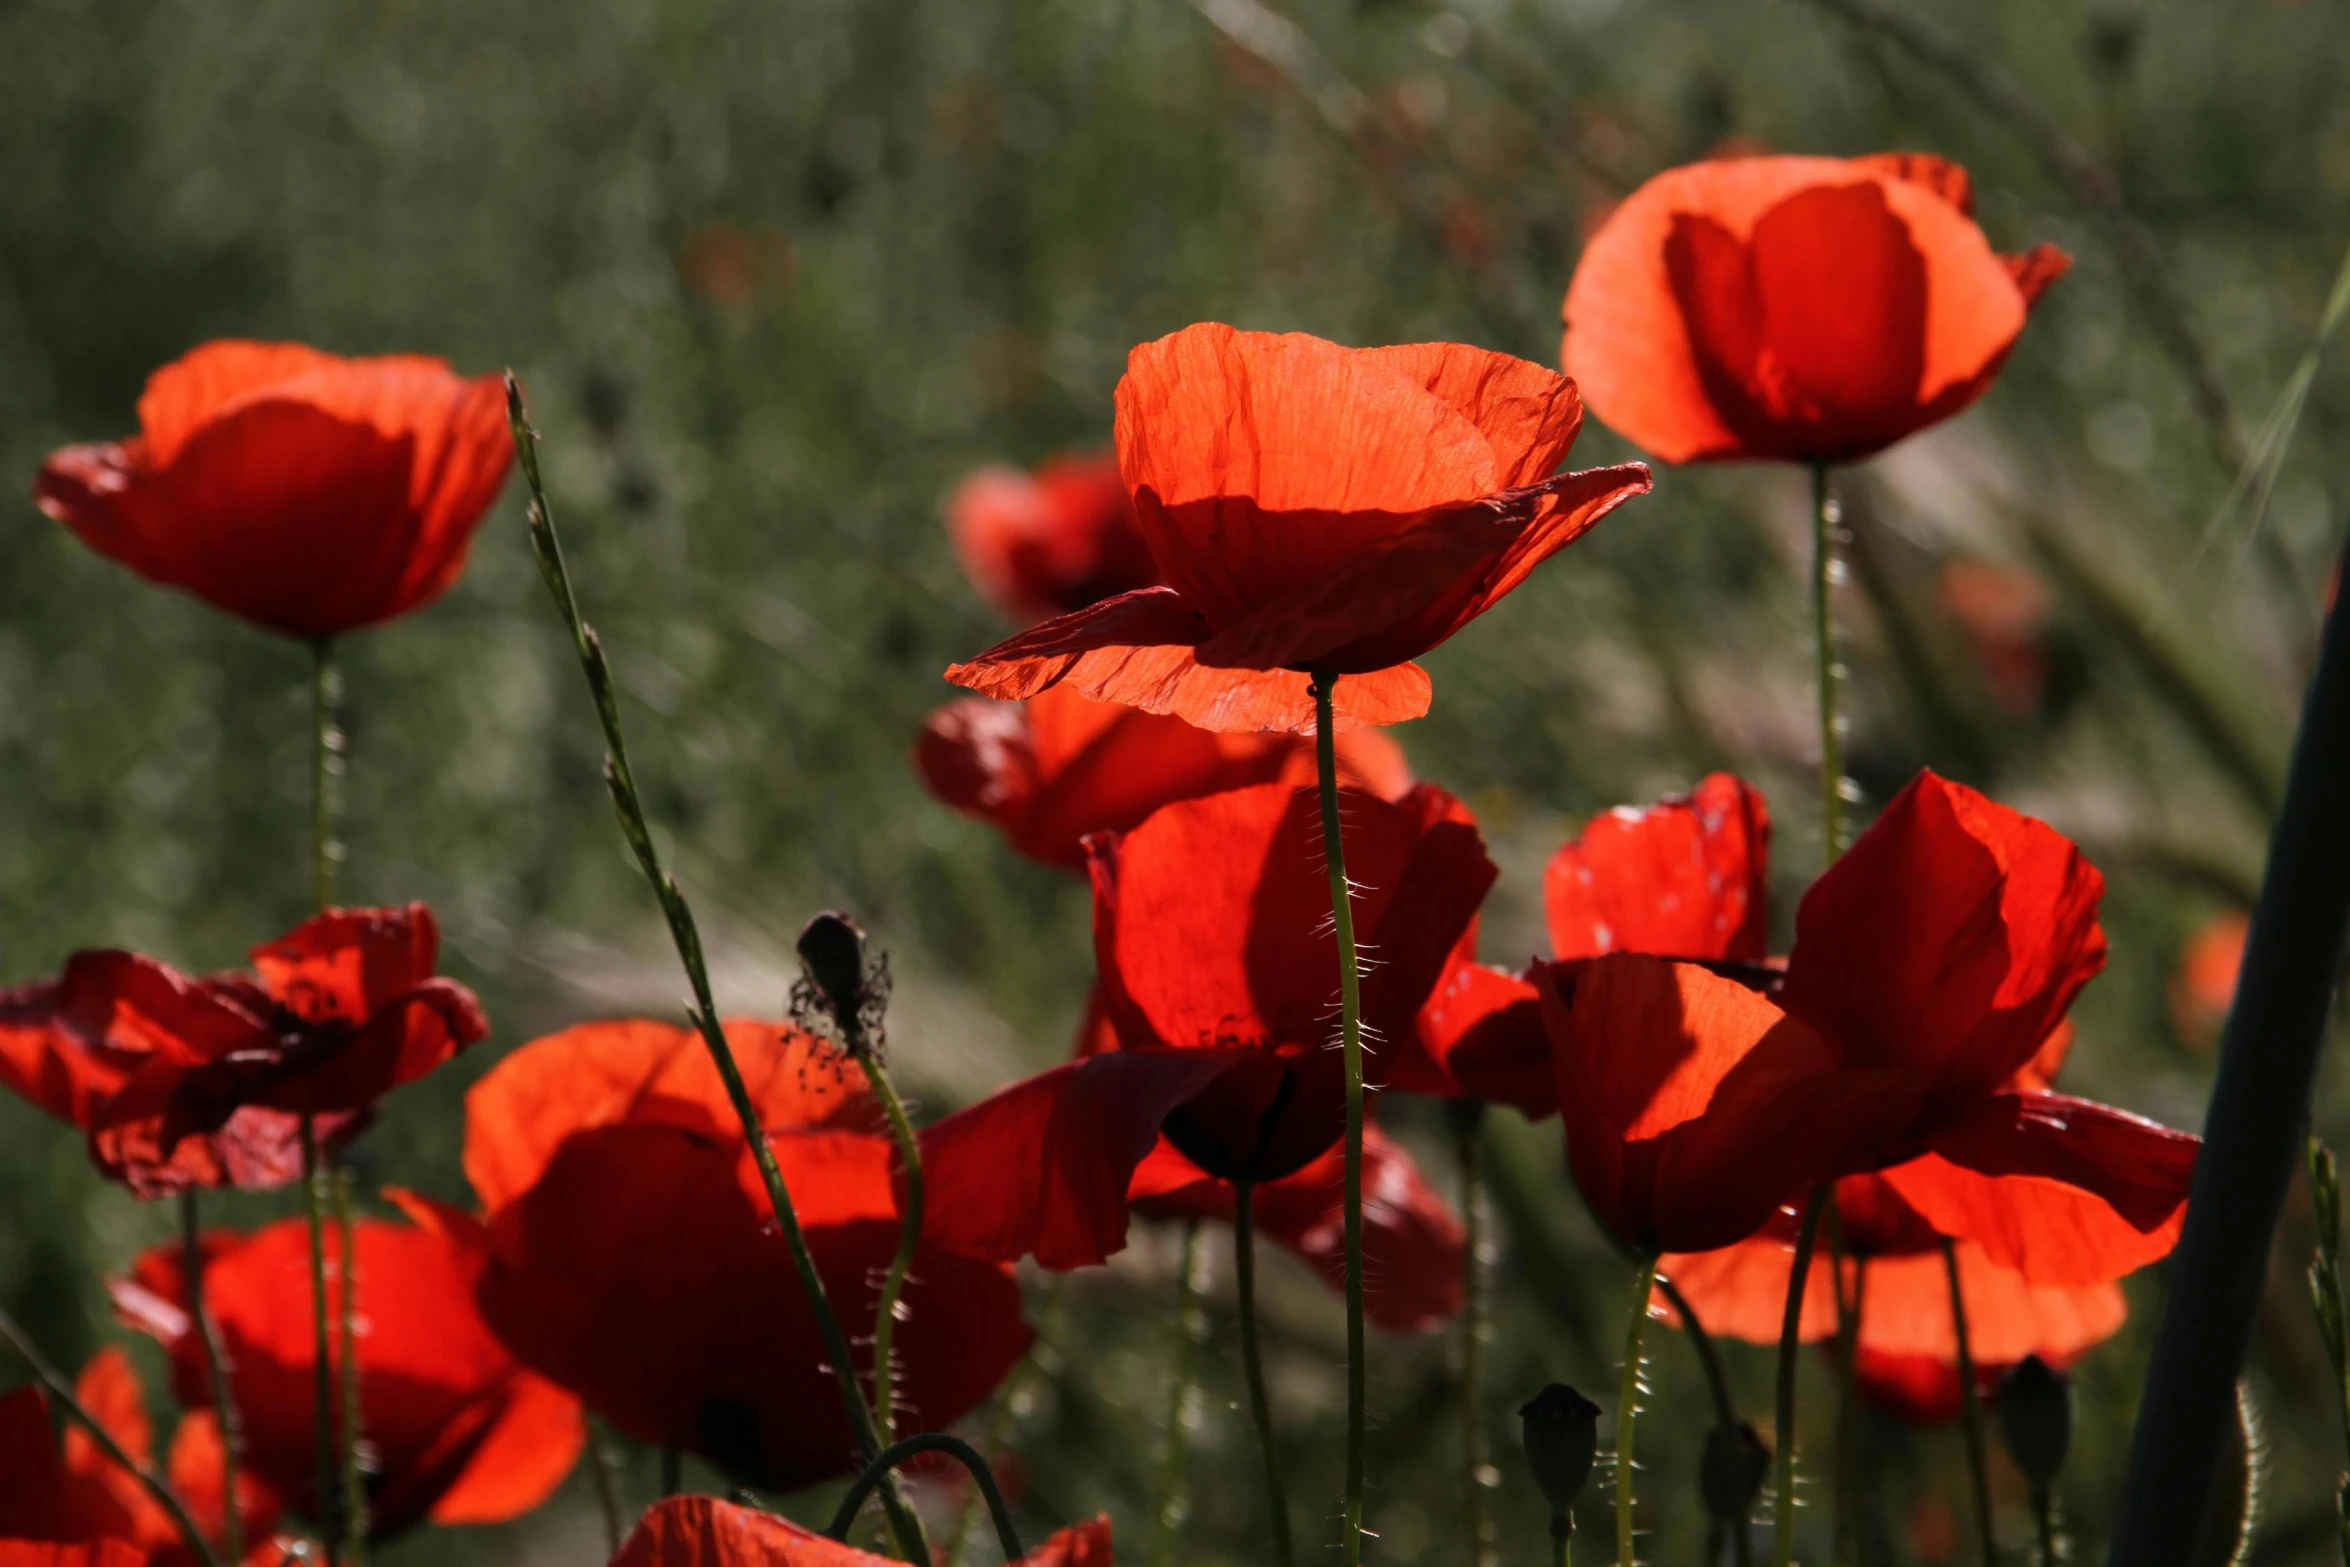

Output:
xmin=460 ymin=1018 xmax=1031 ymax=1491
xmin=948 ymin=451 xmax=1157 ymax=624
xmin=0 ymin=1348 xmax=276 ymax=1564
xmin=1562 ymin=154 xmax=2069 ymax=464
xmin=946 ymin=324 xmax=1651 ymax=733
xmin=611 ymin=1496 xmax=1114 ymax=1567
xmin=112 ymin=1207 xmax=584 ymax=1539
xmin=36 ymin=341 xmax=511 ymax=638
xmin=1398 ymin=772 xmax=1772 ymax=1115
xmin=0 ymin=906 xmax=482 ymax=1197
xmin=916 ymin=683 xmax=1411 ymax=869
xmin=921 ymin=781 xmax=1493 ymax=1268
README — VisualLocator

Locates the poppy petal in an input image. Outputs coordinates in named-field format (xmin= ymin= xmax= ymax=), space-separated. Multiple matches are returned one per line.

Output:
xmin=1399 ymin=933 xmax=1553 ymax=1115
xmin=613 ymin=1497 xmax=1113 ymax=1567
xmin=422 ymin=1370 xmax=586 ymax=1526
xmin=1544 ymin=772 xmax=1772 ymax=963
xmin=249 ymin=905 xmax=442 ymax=1027
xmin=947 ymin=452 xmax=1154 ymax=624
xmin=1883 ymin=1093 xmax=2198 ymax=1286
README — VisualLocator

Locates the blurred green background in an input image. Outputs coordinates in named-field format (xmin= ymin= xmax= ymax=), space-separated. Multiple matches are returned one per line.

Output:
xmin=3 ymin=0 xmax=2347 ymax=1561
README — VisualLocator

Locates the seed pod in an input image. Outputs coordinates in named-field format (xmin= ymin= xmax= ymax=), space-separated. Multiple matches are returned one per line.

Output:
xmin=1519 ymin=1383 xmax=1601 ymax=1515
xmin=1995 ymin=1355 xmax=2073 ymax=1490
xmin=1701 ymin=1421 xmax=1770 ymax=1524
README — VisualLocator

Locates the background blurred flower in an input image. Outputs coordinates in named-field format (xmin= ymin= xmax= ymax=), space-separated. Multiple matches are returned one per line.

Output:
xmin=1936 ymin=558 xmax=2056 ymax=714
xmin=2170 ymin=909 xmax=2249 ymax=1049
xmin=946 ymin=451 xmax=1155 ymax=624
xmin=34 ymin=342 xmax=511 ymax=638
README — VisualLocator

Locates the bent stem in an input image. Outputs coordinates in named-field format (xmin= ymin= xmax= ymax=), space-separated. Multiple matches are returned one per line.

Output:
xmin=332 ymin=1167 xmax=367 ymax=1565
xmin=1811 ymin=464 xmax=1849 ymax=860
xmin=506 ymin=379 xmax=924 ymax=1562
xmin=1942 ymin=1238 xmax=1997 ymax=1567
xmin=864 ymin=1063 xmax=926 ymax=1445
xmin=181 ymin=1192 xmax=243 ymax=1565
xmin=1452 ymin=1100 xmax=1497 ymax=1567
xmin=1235 ymin=1181 xmax=1297 ymax=1567
xmin=0 ymin=1304 xmax=223 ymax=1567
xmin=1310 ymin=671 xmax=1370 ymax=1567
xmin=1152 ymin=1219 xmax=1207 ymax=1567
xmin=947 ymin=1276 xmax=1068 ymax=1566
xmin=1617 ymin=1254 xmax=1659 ymax=1567
xmin=1772 ymin=1186 xmax=1829 ymax=1567
xmin=301 ymin=1119 xmax=342 ymax=1566
xmin=829 ymin=1433 xmax=1024 ymax=1565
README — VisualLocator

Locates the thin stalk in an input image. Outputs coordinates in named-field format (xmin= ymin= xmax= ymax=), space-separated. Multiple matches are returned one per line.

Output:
xmin=310 ymin=639 xmax=341 ymax=909
xmin=1654 ymin=1273 xmax=1756 ymax=1567
xmin=0 ymin=1305 xmax=223 ymax=1567
xmin=1310 ymin=671 xmax=1369 ymax=1567
xmin=1811 ymin=465 xmax=1848 ymax=860
xmin=2033 ymin=1489 xmax=2057 ymax=1567
xmin=864 ymin=1065 xmax=925 ymax=1445
xmin=1827 ymin=1211 xmax=1858 ymax=1567
xmin=301 ymin=1118 xmax=341 ymax=1566
xmin=332 ymin=1168 xmax=367 ymax=1564
xmin=1235 ymin=1181 xmax=1297 ymax=1567
xmin=1452 ymin=1101 xmax=1497 ymax=1567
xmin=506 ymin=379 xmax=923 ymax=1562
xmin=828 ymin=1434 xmax=1024 ymax=1565
xmin=661 ymin=1446 xmax=682 ymax=1499
xmin=181 ymin=1191 xmax=244 ymax=1565
xmin=587 ymin=1417 xmax=624 ymax=1556
xmin=1772 ymin=1186 xmax=1829 ymax=1567
xmin=1617 ymin=1254 xmax=1660 ymax=1567
xmin=1553 ymin=1512 xmax=1574 ymax=1567
xmin=1941 ymin=1237 xmax=1997 ymax=1567
xmin=1151 ymin=1219 xmax=1207 ymax=1567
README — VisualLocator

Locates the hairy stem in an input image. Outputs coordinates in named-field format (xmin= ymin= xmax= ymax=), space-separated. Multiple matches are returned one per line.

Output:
xmin=1151 ymin=1220 xmax=1207 ymax=1567
xmin=1618 ymin=1254 xmax=1659 ymax=1566
xmin=333 ymin=1167 xmax=367 ymax=1564
xmin=1453 ymin=1101 xmax=1497 ymax=1567
xmin=310 ymin=639 xmax=341 ymax=910
xmin=829 ymin=1434 xmax=1024 ymax=1565
xmin=1235 ymin=1181 xmax=1297 ymax=1567
xmin=301 ymin=1118 xmax=341 ymax=1565
xmin=181 ymin=1191 xmax=243 ymax=1565
xmin=864 ymin=1064 xmax=926 ymax=1445
xmin=1311 ymin=671 xmax=1369 ymax=1567
xmin=1811 ymin=465 xmax=1848 ymax=860
xmin=1772 ymin=1186 xmax=1829 ymax=1567
xmin=1942 ymin=1238 xmax=1997 ymax=1567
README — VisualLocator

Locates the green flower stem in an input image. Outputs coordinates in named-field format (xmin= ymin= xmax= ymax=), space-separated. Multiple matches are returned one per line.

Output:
xmin=310 ymin=638 xmax=341 ymax=910
xmin=863 ymin=1063 xmax=926 ymax=1445
xmin=1810 ymin=464 xmax=1848 ymax=861
xmin=333 ymin=1167 xmax=367 ymax=1564
xmin=1941 ymin=1238 xmax=1997 ymax=1567
xmin=661 ymin=1446 xmax=681 ymax=1499
xmin=2033 ymin=1489 xmax=2058 ymax=1567
xmin=505 ymin=379 xmax=924 ymax=1562
xmin=1151 ymin=1219 xmax=1207 ymax=1567
xmin=828 ymin=1434 xmax=1024 ymax=1565
xmin=1310 ymin=671 xmax=1369 ymax=1567
xmin=1234 ymin=1181 xmax=1297 ymax=1567
xmin=1551 ymin=1512 xmax=1574 ymax=1567
xmin=301 ymin=1118 xmax=342 ymax=1565
xmin=0 ymin=1304 xmax=223 ymax=1567
xmin=1452 ymin=1100 xmax=1497 ymax=1567
xmin=1617 ymin=1254 xmax=1659 ymax=1566
xmin=181 ymin=1191 xmax=243 ymax=1565
xmin=587 ymin=1417 xmax=624 ymax=1555
xmin=1771 ymin=1186 xmax=1829 ymax=1567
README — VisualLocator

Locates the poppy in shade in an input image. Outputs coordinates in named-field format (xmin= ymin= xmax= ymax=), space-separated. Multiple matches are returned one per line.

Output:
xmin=612 ymin=1496 xmax=1114 ymax=1567
xmin=920 ymin=781 xmax=1494 ymax=1270
xmin=1397 ymin=771 xmax=1772 ymax=1116
xmin=35 ymin=341 xmax=512 ymax=638
xmin=1561 ymin=154 xmax=2069 ymax=464
xmin=1 ymin=906 xmax=484 ymax=1198
xmin=0 ymin=1348 xmax=278 ymax=1563
xmin=948 ymin=451 xmax=1157 ymax=624
xmin=946 ymin=323 xmax=1651 ymax=734
xmin=0 ymin=906 xmax=482 ymax=1197
xmin=460 ymin=1019 xmax=1030 ymax=1491
xmin=916 ymin=683 xmax=1412 ymax=869
xmin=112 ymin=1208 xmax=584 ymax=1539
xmin=2169 ymin=909 xmax=2248 ymax=1050
xmin=0 ymin=1548 xmax=149 ymax=1567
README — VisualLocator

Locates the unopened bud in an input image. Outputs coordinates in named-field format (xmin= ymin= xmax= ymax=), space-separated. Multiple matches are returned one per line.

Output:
xmin=797 ymin=911 xmax=867 ymax=1015
xmin=793 ymin=910 xmax=890 ymax=1057
xmin=1995 ymin=1355 xmax=2072 ymax=1489
xmin=1701 ymin=1422 xmax=1770 ymax=1523
xmin=1519 ymin=1383 xmax=1600 ymax=1515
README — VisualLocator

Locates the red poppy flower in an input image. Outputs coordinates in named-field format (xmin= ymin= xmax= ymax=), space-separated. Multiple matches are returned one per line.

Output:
xmin=948 ymin=451 xmax=1157 ymax=624
xmin=1 ymin=906 xmax=482 ymax=1197
xmin=2169 ymin=909 xmax=2248 ymax=1050
xmin=0 ymin=1349 xmax=277 ymax=1563
xmin=946 ymin=324 xmax=1651 ymax=734
xmin=613 ymin=1496 xmax=1113 ymax=1567
xmin=34 ymin=342 xmax=510 ymax=638
xmin=459 ymin=1019 xmax=1031 ymax=1491
xmin=1937 ymin=559 xmax=2054 ymax=714
xmin=921 ymin=781 xmax=1493 ymax=1268
xmin=112 ymin=1206 xmax=584 ymax=1539
xmin=916 ymin=683 xmax=1413 ymax=869
xmin=1561 ymin=154 xmax=2069 ymax=464
xmin=1399 ymin=772 xmax=1772 ymax=1115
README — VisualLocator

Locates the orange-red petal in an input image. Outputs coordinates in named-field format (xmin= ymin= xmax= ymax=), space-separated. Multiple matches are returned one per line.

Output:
xmin=613 ymin=1497 xmax=1113 ymax=1567
xmin=1544 ymin=772 xmax=1772 ymax=962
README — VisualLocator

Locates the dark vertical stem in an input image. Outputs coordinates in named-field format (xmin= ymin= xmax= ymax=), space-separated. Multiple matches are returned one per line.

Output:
xmin=1616 ymin=1254 xmax=1660 ymax=1566
xmin=1811 ymin=464 xmax=1848 ymax=860
xmin=181 ymin=1191 xmax=242 ymax=1565
xmin=301 ymin=1118 xmax=341 ymax=1566
xmin=1830 ymin=1225 xmax=1864 ymax=1567
xmin=2032 ymin=1489 xmax=2057 ymax=1567
xmin=1772 ymin=1186 xmax=1829 ymax=1567
xmin=1452 ymin=1101 xmax=1497 ymax=1567
xmin=661 ymin=1447 xmax=682 ymax=1499
xmin=1310 ymin=672 xmax=1369 ymax=1567
xmin=1234 ymin=1182 xmax=1296 ymax=1567
xmin=1941 ymin=1238 xmax=1996 ymax=1567
xmin=1151 ymin=1219 xmax=1207 ymax=1567
xmin=2107 ymin=540 xmax=2350 ymax=1566
xmin=332 ymin=1169 xmax=367 ymax=1564
xmin=587 ymin=1417 xmax=624 ymax=1555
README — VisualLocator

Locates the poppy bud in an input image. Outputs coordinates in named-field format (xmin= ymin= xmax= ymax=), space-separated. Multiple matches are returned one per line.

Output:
xmin=793 ymin=910 xmax=890 ymax=1057
xmin=1994 ymin=1355 xmax=2072 ymax=1490
xmin=1701 ymin=1422 xmax=1770 ymax=1524
xmin=1519 ymin=1383 xmax=1601 ymax=1516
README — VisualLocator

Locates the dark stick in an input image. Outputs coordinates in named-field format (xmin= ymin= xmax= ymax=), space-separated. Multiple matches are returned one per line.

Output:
xmin=2107 ymin=535 xmax=2350 ymax=1565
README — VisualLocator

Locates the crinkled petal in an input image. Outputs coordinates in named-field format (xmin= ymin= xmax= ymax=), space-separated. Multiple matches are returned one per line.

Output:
xmin=1545 ymin=772 xmax=1772 ymax=963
